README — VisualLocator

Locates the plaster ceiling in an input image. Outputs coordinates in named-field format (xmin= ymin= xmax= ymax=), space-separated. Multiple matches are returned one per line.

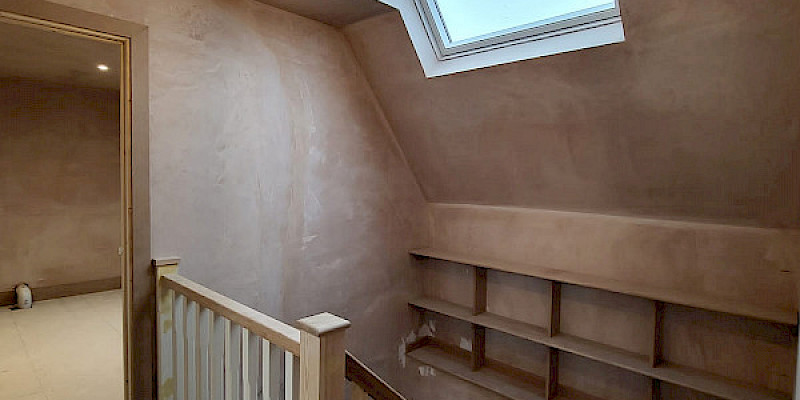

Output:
xmin=0 ymin=21 xmax=121 ymax=90
xmin=255 ymin=0 xmax=391 ymax=27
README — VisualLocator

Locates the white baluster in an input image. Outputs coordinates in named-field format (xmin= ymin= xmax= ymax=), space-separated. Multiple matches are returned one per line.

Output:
xmin=262 ymin=340 xmax=271 ymax=400
xmin=212 ymin=314 xmax=225 ymax=400
xmin=229 ymin=323 xmax=242 ymax=400
xmin=186 ymin=301 xmax=198 ymax=400
xmin=242 ymin=328 xmax=250 ymax=399
xmin=285 ymin=352 xmax=299 ymax=400
xmin=268 ymin=345 xmax=284 ymax=400
xmin=248 ymin=331 xmax=260 ymax=400
xmin=199 ymin=307 xmax=211 ymax=400
xmin=174 ymin=294 xmax=186 ymax=400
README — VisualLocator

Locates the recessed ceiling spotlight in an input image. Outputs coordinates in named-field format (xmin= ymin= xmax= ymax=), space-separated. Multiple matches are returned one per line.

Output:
xmin=97 ymin=64 xmax=110 ymax=72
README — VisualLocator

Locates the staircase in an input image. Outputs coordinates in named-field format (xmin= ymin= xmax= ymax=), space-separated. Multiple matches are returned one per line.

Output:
xmin=153 ymin=259 xmax=405 ymax=400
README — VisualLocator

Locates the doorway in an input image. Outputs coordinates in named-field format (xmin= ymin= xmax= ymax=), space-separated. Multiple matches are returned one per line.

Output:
xmin=0 ymin=11 xmax=134 ymax=400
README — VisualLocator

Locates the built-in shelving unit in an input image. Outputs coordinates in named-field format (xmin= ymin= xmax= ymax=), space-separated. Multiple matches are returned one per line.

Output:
xmin=410 ymin=248 xmax=796 ymax=325
xmin=407 ymin=247 xmax=795 ymax=400
xmin=408 ymin=342 xmax=545 ymax=400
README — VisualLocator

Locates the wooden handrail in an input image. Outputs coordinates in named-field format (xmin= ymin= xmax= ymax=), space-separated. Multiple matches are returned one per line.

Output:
xmin=162 ymin=273 xmax=402 ymax=400
xmin=160 ymin=274 xmax=301 ymax=355
xmin=155 ymin=260 xmax=351 ymax=400
xmin=346 ymin=351 xmax=407 ymax=400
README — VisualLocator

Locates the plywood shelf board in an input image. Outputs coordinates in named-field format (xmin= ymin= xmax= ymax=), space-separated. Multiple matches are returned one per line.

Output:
xmin=409 ymin=343 xmax=637 ymax=400
xmin=553 ymin=388 xmax=608 ymax=400
xmin=410 ymin=248 xmax=796 ymax=326
xmin=410 ymin=297 xmax=790 ymax=400
xmin=408 ymin=345 xmax=545 ymax=400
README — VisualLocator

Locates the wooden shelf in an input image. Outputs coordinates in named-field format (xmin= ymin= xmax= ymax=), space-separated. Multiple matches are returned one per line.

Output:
xmin=410 ymin=248 xmax=796 ymax=326
xmin=410 ymin=297 xmax=791 ymax=400
xmin=408 ymin=343 xmax=545 ymax=400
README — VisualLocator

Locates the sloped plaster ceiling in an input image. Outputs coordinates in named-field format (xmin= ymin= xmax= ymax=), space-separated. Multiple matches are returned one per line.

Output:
xmin=0 ymin=21 xmax=120 ymax=89
xmin=344 ymin=2 xmax=800 ymax=228
xmin=255 ymin=0 xmax=390 ymax=26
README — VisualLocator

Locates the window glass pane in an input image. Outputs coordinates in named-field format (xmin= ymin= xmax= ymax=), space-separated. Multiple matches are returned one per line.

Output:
xmin=434 ymin=0 xmax=616 ymax=43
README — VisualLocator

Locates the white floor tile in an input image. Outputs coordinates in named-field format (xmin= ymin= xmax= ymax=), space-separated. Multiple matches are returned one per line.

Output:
xmin=0 ymin=290 xmax=123 ymax=400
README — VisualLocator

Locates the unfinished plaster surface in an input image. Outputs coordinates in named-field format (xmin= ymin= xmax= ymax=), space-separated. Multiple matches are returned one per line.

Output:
xmin=0 ymin=78 xmax=121 ymax=294
xmin=418 ymin=215 xmax=797 ymax=397
xmin=254 ymin=0 xmax=391 ymax=27
xmin=338 ymin=3 xmax=800 ymax=398
xmin=429 ymin=203 xmax=800 ymax=313
xmin=41 ymin=0 xmax=428 ymax=390
xmin=344 ymin=2 xmax=800 ymax=228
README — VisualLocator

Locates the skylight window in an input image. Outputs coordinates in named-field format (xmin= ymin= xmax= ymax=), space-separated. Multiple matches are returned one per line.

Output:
xmin=380 ymin=0 xmax=625 ymax=77
xmin=434 ymin=0 xmax=617 ymax=44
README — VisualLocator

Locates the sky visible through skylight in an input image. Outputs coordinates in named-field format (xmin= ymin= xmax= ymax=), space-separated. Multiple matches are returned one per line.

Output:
xmin=434 ymin=0 xmax=616 ymax=43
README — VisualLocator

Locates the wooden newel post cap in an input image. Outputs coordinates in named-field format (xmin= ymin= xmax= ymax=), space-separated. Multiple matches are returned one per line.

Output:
xmin=152 ymin=257 xmax=181 ymax=268
xmin=296 ymin=312 xmax=351 ymax=337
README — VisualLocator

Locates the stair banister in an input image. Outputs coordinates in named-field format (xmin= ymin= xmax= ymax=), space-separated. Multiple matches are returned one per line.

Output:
xmin=154 ymin=258 xmax=350 ymax=400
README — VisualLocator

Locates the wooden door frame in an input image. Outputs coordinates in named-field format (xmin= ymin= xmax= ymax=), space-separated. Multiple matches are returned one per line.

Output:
xmin=0 ymin=2 xmax=151 ymax=399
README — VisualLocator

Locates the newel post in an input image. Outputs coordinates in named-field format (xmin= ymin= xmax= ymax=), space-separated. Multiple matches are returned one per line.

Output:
xmin=153 ymin=257 xmax=180 ymax=400
xmin=296 ymin=312 xmax=351 ymax=400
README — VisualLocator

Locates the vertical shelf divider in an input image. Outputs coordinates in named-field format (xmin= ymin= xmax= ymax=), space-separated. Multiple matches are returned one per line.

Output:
xmin=650 ymin=300 xmax=665 ymax=400
xmin=407 ymin=249 xmax=796 ymax=400
xmin=546 ymin=281 xmax=562 ymax=399
xmin=548 ymin=282 xmax=562 ymax=337
xmin=472 ymin=267 xmax=488 ymax=371
xmin=546 ymin=348 xmax=559 ymax=400
xmin=651 ymin=300 xmax=665 ymax=367
xmin=471 ymin=325 xmax=486 ymax=371
xmin=474 ymin=267 xmax=488 ymax=315
xmin=651 ymin=378 xmax=662 ymax=400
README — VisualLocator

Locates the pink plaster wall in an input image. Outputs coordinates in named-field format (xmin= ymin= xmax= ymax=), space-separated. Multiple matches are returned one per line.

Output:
xmin=8 ymin=0 xmax=797 ymax=398
xmin=342 ymin=3 xmax=800 ymax=397
xmin=0 ymin=78 xmax=121 ymax=292
xmin=344 ymin=1 xmax=800 ymax=229
xmin=40 ymin=0 xmax=428 ymax=387
xmin=429 ymin=203 xmax=800 ymax=316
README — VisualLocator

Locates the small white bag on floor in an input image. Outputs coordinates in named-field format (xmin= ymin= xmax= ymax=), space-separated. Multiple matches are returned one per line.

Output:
xmin=15 ymin=283 xmax=32 ymax=309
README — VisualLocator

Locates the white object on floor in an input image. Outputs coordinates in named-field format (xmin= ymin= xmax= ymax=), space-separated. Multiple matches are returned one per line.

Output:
xmin=15 ymin=283 xmax=32 ymax=309
xmin=0 ymin=289 xmax=123 ymax=400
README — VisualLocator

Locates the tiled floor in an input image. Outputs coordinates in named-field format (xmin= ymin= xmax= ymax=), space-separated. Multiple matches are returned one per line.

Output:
xmin=0 ymin=290 xmax=123 ymax=400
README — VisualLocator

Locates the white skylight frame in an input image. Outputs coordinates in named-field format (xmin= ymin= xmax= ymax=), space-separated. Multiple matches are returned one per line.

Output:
xmin=378 ymin=0 xmax=626 ymax=77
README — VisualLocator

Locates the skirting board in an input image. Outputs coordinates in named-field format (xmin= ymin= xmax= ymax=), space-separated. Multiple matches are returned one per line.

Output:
xmin=0 ymin=277 xmax=122 ymax=306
